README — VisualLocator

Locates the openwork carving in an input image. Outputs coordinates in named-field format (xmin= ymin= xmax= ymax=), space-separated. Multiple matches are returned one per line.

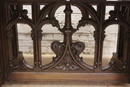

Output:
xmin=54 ymin=52 xmax=81 ymax=71
xmin=50 ymin=41 xmax=85 ymax=71
xmin=51 ymin=17 xmax=61 ymax=29
xmin=13 ymin=9 xmax=29 ymax=19
xmin=5 ymin=0 xmax=130 ymax=73
xmin=109 ymin=10 xmax=124 ymax=20
xmin=51 ymin=41 xmax=65 ymax=61
xmin=71 ymin=42 xmax=85 ymax=61
xmin=2 ymin=0 xmax=130 ymax=85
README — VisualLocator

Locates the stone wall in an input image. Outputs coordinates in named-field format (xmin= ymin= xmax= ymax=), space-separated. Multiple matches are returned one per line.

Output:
xmin=17 ymin=5 xmax=118 ymax=57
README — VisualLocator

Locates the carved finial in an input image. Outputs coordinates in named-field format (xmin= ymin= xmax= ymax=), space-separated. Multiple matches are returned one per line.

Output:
xmin=63 ymin=3 xmax=73 ymax=29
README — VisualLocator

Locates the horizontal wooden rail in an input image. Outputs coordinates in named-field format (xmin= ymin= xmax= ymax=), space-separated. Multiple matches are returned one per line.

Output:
xmin=7 ymin=72 xmax=130 ymax=83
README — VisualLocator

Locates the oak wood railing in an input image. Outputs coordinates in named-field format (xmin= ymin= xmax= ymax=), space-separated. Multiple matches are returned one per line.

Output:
xmin=0 ymin=0 xmax=130 ymax=86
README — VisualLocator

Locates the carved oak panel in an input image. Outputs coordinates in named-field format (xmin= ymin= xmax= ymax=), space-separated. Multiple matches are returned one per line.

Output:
xmin=1 ymin=0 xmax=130 ymax=74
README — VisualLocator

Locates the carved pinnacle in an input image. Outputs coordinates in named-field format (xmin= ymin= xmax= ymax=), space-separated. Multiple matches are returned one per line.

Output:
xmin=64 ymin=3 xmax=73 ymax=29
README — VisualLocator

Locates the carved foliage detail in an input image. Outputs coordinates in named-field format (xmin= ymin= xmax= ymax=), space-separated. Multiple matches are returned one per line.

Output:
xmin=71 ymin=42 xmax=85 ymax=61
xmin=109 ymin=10 xmax=124 ymax=20
xmin=51 ymin=17 xmax=61 ymax=29
xmin=54 ymin=52 xmax=81 ymax=71
xmin=77 ymin=17 xmax=88 ymax=30
xmin=13 ymin=9 xmax=29 ymax=19
xmin=51 ymin=41 xmax=65 ymax=61
xmin=51 ymin=41 xmax=85 ymax=71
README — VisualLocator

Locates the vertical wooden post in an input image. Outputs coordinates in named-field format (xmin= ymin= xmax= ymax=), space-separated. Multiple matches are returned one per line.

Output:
xmin=96 ymin=0 xmax=105 ymax=70
xmin=0 ymin=0 xmax=5 ymax=86
xmin=126 ymin=6 xmax=130 ymax=83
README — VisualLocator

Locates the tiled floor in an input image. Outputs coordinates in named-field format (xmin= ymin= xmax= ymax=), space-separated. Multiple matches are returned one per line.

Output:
xmin=2 ymin=82 xmax=130 ymax=87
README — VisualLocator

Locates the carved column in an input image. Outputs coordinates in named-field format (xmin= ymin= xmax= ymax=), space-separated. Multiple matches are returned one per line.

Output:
xmin=97 ymin=1 xmax=106 ymax=70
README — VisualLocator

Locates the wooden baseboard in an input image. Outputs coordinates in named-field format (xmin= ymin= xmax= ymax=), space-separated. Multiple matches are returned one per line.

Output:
xmin=6 ymin=72 xmax=130 ymax=83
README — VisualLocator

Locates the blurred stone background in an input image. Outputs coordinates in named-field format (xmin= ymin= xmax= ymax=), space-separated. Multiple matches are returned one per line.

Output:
xmin=17 ymin=5 xmax=118 ymax=59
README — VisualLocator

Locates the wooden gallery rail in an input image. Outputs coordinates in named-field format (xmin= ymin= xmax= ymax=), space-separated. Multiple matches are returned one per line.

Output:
xmin=0 ymin=0 xmax=130 ymax=86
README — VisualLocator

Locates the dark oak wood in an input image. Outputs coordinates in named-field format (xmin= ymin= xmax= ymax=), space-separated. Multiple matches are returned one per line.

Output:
xmin=0 ymin=1 xmax=4 ymax=86
xmin=0 ymin=1 xmax=5 ymax=86
xmin=7 ymin=72 xmax=129 ymax=83
xmin=0 ymin=0 xmax=130 ymax=85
